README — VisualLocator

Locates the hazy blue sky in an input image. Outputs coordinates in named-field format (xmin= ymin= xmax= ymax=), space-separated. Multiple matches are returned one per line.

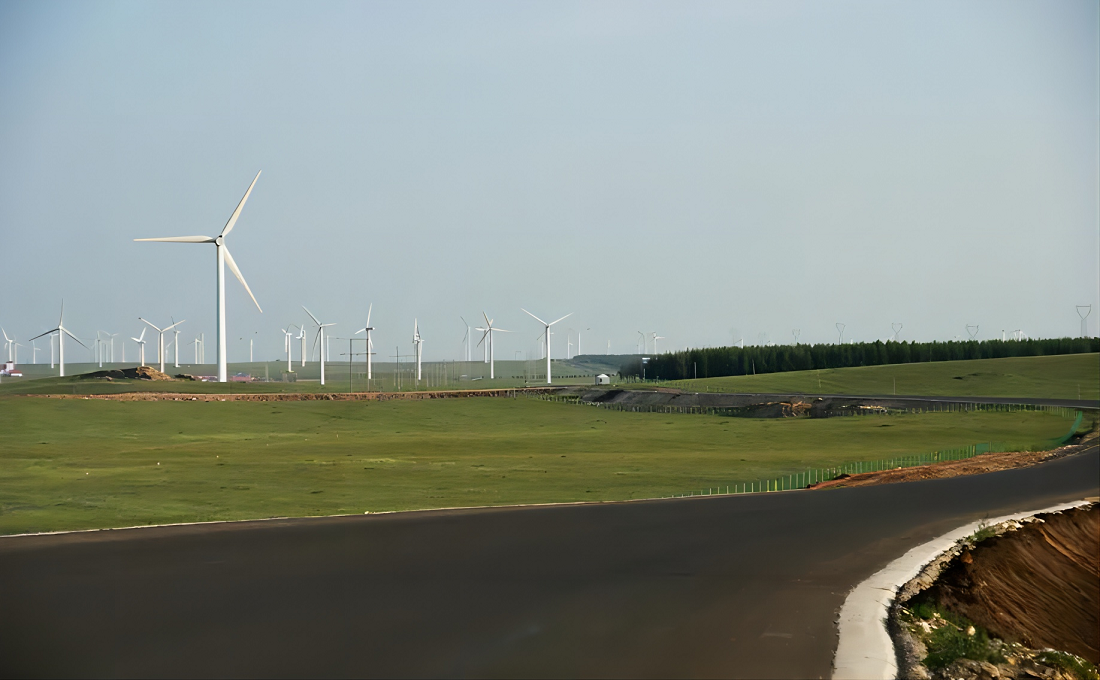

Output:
xmin=1 ymin=0 xmax=1097 ymax=362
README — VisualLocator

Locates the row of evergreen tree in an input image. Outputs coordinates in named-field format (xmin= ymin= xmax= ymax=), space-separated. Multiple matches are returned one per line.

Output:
xmin=619 ymin=337 xmax=1099 ymax=380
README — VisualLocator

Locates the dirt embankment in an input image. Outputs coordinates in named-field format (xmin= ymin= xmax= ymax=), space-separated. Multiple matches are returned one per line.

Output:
xmin=80 ymin=366 xmax=175 ymax=381
xmin=928 ymin=504 xmax=1099 ymax=664
xmin=808 ymin=431 xmax=1097 ymax=490
xmin=41 ymin=387 xmax=560 ymax=402
xmin=893 ymin=503 xmax=1100 ymax=679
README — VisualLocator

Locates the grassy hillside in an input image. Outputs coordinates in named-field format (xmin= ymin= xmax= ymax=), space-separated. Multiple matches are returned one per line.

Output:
xmin=664 ymin=354 xmax=1099 ymax=401
xmin=0 ymin=396 xmax=1081 ymax=534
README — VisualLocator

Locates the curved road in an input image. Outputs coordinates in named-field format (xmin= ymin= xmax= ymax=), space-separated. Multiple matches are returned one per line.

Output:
xmin=2 ymin=445 xmax=1097 ymax=678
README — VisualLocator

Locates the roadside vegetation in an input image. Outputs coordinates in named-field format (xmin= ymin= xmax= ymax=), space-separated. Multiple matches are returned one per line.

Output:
xmin=0 ymin=396 xmax=1076 ymax=534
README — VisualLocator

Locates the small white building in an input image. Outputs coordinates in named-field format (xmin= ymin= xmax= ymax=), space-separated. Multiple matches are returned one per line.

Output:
xmin=595 ymin=373 xmax=610 ymax=385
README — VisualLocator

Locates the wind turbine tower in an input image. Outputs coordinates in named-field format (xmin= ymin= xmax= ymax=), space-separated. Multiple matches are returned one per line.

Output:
xmin=132 ymin=328 xmax=148 ymax=366
xmin=354 ymin=304 xmax=375 ymax=381
xmin=304 ymin=307 xmax=335 ymax=386
xmin=135 ymin=172 xmax=263 ymax=382
xmin=475 ymin=312 xmax=510 ymax=380
xmin=30 ymin=302 xmax=87 ymax=377
xmin=413 ymin=319 xmax=423 ymax=382
xmin=522 ymin=309 xmax=571 ymax=384
xmin=140 ymin=318 xmax=184 ymax=374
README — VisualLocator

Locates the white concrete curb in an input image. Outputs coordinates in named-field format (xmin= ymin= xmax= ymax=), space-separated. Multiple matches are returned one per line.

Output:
xmin=831 ymin=499 xmax=1091 ymax=680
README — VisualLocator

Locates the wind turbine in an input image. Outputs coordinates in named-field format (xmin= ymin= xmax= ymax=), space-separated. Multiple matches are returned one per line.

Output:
xmin=653 ymin=333 xmax=665 ymax=354
xmin=413 ymin=320 xmax=423 ymax=382
xmin=298 ymin=324 xmax=307 ymax=368
xmin=304 ymin=306 xmax=335 ymax=386
xmin=521 ymin=309 xmax=571 ymax=384
xmin=170 ymin=319 xmax=183 ymax=368
xmin=459 ymin=316 xmax=472 ymax=362
xmin=475 ymin=312 xmax=510 ymax=380
xmin=2 ymin=328 xmax=14 ymax=362
xmin=132 ymin=328 xmax=148 ymax=366
xmin=140 ymin=318 xmax=184 ymax=374
xmin=31 ymin=339 xmax=41 ymax=364
xmin=30 ymin=302 xmax=87 ymax=377
xmin=134 ymin=171 xmax=263 ymax=382
xmin=281 ymin=326 xmax=295 ymax=372
xmin=354 ymin=304 xmax=374 ymax=380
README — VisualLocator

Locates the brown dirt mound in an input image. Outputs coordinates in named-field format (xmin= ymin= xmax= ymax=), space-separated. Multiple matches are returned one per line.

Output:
xmin=929 ymin=504 xmax=1099 ymax=664
xmin=808 ymin=431 xmax=1097 ymax=490
xmin=80 ymin=366 xmax=176 ymax=381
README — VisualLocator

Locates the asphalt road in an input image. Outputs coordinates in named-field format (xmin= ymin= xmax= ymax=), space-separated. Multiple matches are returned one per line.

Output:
xmin=2 ymin=446 xmax=1097 ymax=679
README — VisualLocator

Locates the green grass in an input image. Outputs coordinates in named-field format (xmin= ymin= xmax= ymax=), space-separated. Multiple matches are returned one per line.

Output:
xmin=0 ymin=396 xmax=1078 ymax=534
xmin=664 ymin=354 xmax=1100 ymax=401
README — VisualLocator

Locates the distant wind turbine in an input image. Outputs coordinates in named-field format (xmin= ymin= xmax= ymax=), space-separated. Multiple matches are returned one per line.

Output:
xmin=521 ymin=309 xmax=571 ymax=384
xmin=30 ymin=302 xmax=87 ymax=377
xmin=354 ymin=304 xmax=375 ymax=381
xmin=132 ymin=328 xmax=148 ymax=366
xmin=413 ymin=319 xmax=423 ymax=382
xmin=140 ymin=318 xmax=184 ymax=374
xmin=304 ymin=306 xmax=335 ymax=386
xmin=134 ymin=171 xmax=263 ymax=382
xmin=475 ymin=312 xmax=510 ymax=380
xmin=2 ymin=328 xmax=14 ymax=362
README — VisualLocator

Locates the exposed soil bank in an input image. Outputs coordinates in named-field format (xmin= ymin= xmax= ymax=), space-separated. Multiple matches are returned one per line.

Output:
xmin=892 ymin=502 xmax=1100 ymax=679
xmin=929 ymin=504 xmax=1099 ymax=664
xmin=35 ymin=387 xmax=560 ymax=402
xmin=809 ymin=431 xmax=1097 ymax=490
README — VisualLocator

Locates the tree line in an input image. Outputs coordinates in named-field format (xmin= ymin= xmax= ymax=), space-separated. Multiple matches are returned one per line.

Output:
xmin=619 ymin=337 xmax=1100 ymax=380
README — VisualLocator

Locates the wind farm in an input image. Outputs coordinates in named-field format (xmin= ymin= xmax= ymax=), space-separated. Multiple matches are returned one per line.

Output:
xmin=2 ymin=3 xmax=1098 ymax=678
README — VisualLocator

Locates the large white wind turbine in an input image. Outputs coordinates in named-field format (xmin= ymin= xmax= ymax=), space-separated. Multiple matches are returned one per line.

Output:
xmin=304 ymin=307 xmax=335 ymax=386
xmin=413 ymin=319 xmax=423 ymax=382
xmin=132 ymin=328 xmax=148 ymax=366
xmin=30 ymin=302 xmax=88 ymax=377
xmin=140 ymin=318 xmax=184 ymax=374
xmin=134 ymin=171 xmax=263 ymax=382
xmin=475 ymin=312 xmax=510 ymax=380
xmin=354 ymin=304 xmax=374 ymax=380
xmin=521 ymin=309 xmax=571 ymax=384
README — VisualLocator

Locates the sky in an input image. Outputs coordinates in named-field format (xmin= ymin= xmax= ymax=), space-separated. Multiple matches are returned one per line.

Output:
xmin=1 ymin=0 xmax=1097 ymax=363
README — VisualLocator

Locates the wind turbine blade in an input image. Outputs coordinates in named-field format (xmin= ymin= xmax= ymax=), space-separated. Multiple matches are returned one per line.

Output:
xmin=495 ymin=328 xmax=512 ymax=333
xmin=59 ymin=300 xmax=64 ymax=326
xmin=63 ymin=328 xmax=88 ymax=349
xmin=139 ymin=328 xmax=146 ymax=341
xmin=313 ymin=328 xmax=322 ymax=356
xmin=164 ymin=320 xmax=185 ymax=332
xmin=29 ymin=328 xmax=58 ymax=342
xmin=482 ymin=311 xmax=491 ymax=328
xmin=220 ymin=170 xmax=261 ymax=238
xmin=222 ymin=246 xmax=262 ymax=312
xmin=548 ymin=312 xmax=572 ymax=326
xmin=303 ymin=306 xmax=321 ymax=326
xmin=139 ymin=318 xmax=163 ymax=332
xmin=521 ymin=309 xmax=548 ymax=326
xmin=134 ymin=236 xmax=215 ymax=243
xmin=366 ymin=303 xmax=372 ymax=328
xmin=1 ymin=327 xmax=10 ymax=342
xmin=477 ymin=331 xmax=488 ymax=348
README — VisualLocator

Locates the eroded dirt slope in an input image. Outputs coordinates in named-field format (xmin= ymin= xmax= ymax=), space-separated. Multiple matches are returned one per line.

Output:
xmin=928 ymin=504 xmax=1100 ymax=664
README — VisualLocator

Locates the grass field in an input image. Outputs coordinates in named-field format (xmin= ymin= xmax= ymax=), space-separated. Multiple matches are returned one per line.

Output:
xmin=665 ymin=354 xmax=1100 ymax=401
xmin=0 ymin=396 xmax=1083 ymax=535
